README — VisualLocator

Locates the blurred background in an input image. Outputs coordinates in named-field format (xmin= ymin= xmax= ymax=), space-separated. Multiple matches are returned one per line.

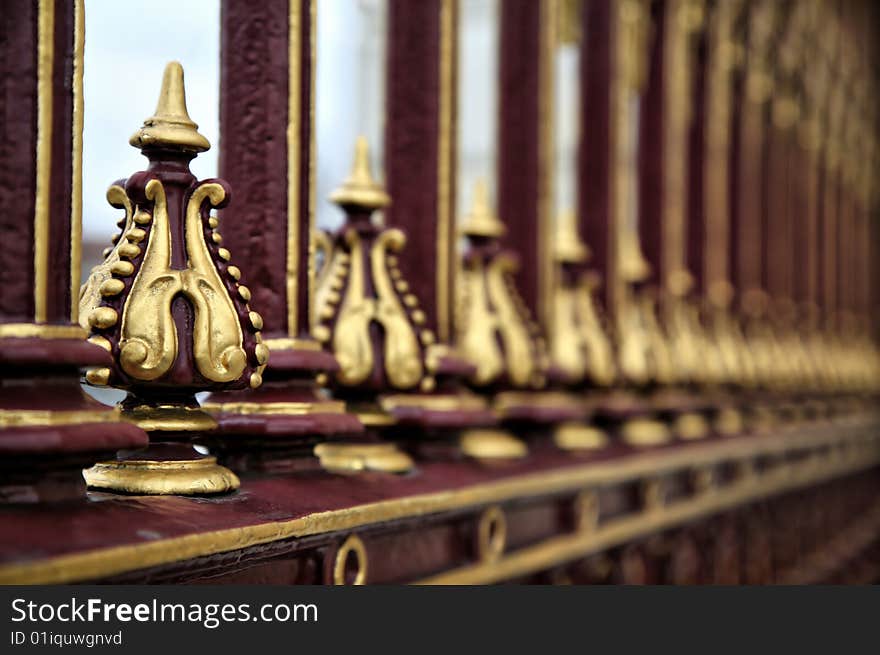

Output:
xmin=81 ymin=0 xmax=579 ymax=275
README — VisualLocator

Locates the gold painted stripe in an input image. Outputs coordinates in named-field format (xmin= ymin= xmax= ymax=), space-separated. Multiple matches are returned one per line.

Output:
xmin=307 ymin=0 xmax=317 ymax=333
xmin=436 ymin=0 xmax=456 ymax=343
xmin=380 ymin=393 xmax=487 ymax=412
xmin=263 ymin=336 xmax=321 ymax=352
xmin=286 ymin=0 xmax=303 ymax=337
xmin=70 ymin=0 xmax=84 ymax=323
xmin=34 ymin=0 xmax=55 ymax=322
xmin=201 ymin=400 xmax=347 ymax=415
xmin=538 ymin=0 xmax=556 ymax=334
xmin=417 ymin=449 xmax=880 ymax=584
xmin=0 ymin=408 xmax=121 ymax=429
xmin=703 ymin=2 xmax=733 ymax=302
xmin=0 ymin=324 xmax=87 ymax=339
xmin=0 ymin=426 xmax=873 ymax=584
xmin=661 ymin=0 xmax=689 ymax=291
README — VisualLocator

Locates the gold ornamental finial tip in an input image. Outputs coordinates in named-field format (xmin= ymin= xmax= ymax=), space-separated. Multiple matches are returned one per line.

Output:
xmin=460 ymin=178 xmax=506 ymax=238
xmin=554 ymin=209 xmax=589 ymax=264
xmin=619 ymin=228 xmax=651 ymax=283
xmin=129 ymin=61 xmax=211 ymax=154
xmin=329 ymin=135 xmax=391 ymax=209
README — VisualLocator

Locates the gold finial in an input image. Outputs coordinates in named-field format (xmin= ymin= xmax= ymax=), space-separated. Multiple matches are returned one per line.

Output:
xmin=460 ymin=179 xmax=506 ymax=238
xmin=554 ymin=210 xmax=589 ymax=264
xmin=129 ymin=61 xmax=211 ymax=154
xmin=618 ymin=227 xmax=651 ymax=282
xmin=329 ymin=136 xmax=390 ymax=209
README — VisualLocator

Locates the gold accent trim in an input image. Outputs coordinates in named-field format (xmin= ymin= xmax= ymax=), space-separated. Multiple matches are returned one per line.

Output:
xmin=0 ymin=324 xmax=87 ymax=340
xmin=716 ymin=406 xmax=743 ymax=437
xmin=554 ymin=423 xmax=608 ymax=451
xmin=84 ymin=367 xmax=110 ymax=386
xmin=70 ymin=0 xmax=84 ymax=324
xmin=477 ymin=506 xmax=507 ymax=563
xmin=459 ymin=429 xmax=528 ymax=460
xmin=0 ymin=427 xmax=873 ymax=584
xmin=436 ymin=0 xmax=456 ymax=343
xmin=494 ymin=391 xmax=582 ymax=415
xmin=553 ymin=210 xmax=589 ymax=264
xmin=34 ymin=0 xmax=54 ymax=323
xmin=123 ymin=405 xmax=218 ymax=432
xmin=84 ymin=456 xmax=240 ymax=496
xmin=460 ymin=179 xmax=505 ymax=238
xmin=202 ymin=400 xmax=346 ymax=416
xmin=660 ymin=0 xmax=698 ymax=299
xmin=328 ymin=137 xmax=390 ymax=208
xmin=379 ymin=393 xmax=488 ymax=413
xmin=703 ymin=0 xmax=733 ymax=302
xmin=115 ymin=179 xmax=247 ymax=384
xmin=416 ymin=447 xmax=880 ymax=584
xmin=0 ymin=408 xmax=120 ymax=429
xmin=612 ymin=0 xmax=652 ymax=317
xmin=286 ymin=0 xmax=303 ymax=337
xmin=308 ymin=0 xmax=317 ymax=333
xmin=129 ymin=62 xmax=210 ymax=152
xmin=673 ymin=412 xmax=709 ymax=441
xmin=457 ymin=246 xmax=545 ymax=387
xmin=333 ymin=535 xmax=367 ymax=585
xmin=355 ymin=411 xmax=397 ymax=427
xmin=314 ymin=443 xmax=414 ymax=475
xmin=538 ymin=0 xmax=557 ymax=337
xmin=263 ymin=337 xmax=322 ymax=352
xmin=316 ymin=213 xmax=427 ymax=390
xmin=621 ymin=417 xmax=671 ymax=447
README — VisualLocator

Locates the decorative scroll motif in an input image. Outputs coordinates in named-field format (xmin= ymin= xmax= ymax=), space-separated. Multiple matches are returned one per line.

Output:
xmin=456 ymin=181 xmax=547 ymax=389
xmin=549 ymin=211 xmax=615 ymax=386
xmin=80 ymin=177 xmax=265 ymax=389
xmin=313 ymin=137 xmax=436 ymax=393
xmin=79 ymin=63 xmax=266 ymax=392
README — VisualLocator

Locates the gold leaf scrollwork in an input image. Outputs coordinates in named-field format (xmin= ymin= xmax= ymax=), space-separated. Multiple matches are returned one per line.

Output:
xmin=118 ymin=180 xmax=246 ymax=382
xmin=640 ymin=293 xmax=674 ymax=386
xmin=551 ymin=285 xmax=585 ymax=382
xmin=574 ymin=279 xmax=616 ymax=386
xmin=457 ymin=259 xmax=505 ymax=386
xmin=488 ymin=254 xmax=538 ymax=387
xmin=457 ymin=252 xmax=542 ymax=389
xmin=322 ymin=228 xmax=424 ymax=390
xmin=616 ymin=301 xmax=651 ymax=387
xmin=372 ymin=229 xmax=423 ymax=388
xmin=551 ymin=275 xmax=616 ymax=387
xmin=331 ymin=229 xmax=373 ymax=386
xmin=78 ymin=185 xmax=134 ymax=329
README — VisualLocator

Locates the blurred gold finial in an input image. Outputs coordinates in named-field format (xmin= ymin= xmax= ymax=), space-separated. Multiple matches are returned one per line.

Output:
xmin=619 ymin=227 xmax=651 ymax=282
xmin=329 ymin=136 xmax=391 ymax=209
xmin=554 ymin=210 xmax=589 ymax=264
xmin=129 ymin=62 xmax=211 ymax=153
xmin=460 ymin=179 xmax=506 ymax=238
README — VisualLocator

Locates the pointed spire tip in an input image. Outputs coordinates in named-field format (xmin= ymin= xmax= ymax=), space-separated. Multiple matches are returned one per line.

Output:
xmin=129 ymin=61 xmax=211 ymax=154
xmin=329 ymin=136 xmax=390 ymax=209
xmin=460 ymin=178 xmax=505 ymax=238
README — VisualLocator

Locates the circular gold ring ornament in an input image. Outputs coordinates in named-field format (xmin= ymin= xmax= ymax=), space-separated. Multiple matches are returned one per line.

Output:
xmin=477 ymin=505 xmax=507 ymax=563
xmin=333 ymin=535 xmax=368 ymax=585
